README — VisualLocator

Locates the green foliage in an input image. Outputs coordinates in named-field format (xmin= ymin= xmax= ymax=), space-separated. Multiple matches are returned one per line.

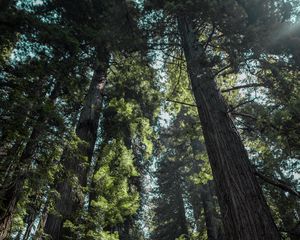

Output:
xmin=190 ymin=153 xmax=213 ymax=186
xmin=91 ymin=140 xmax=139 ymax=225
xmin=86 ymin=230 xmax=119 ymax=240
xmin=1 ymin=0 xmax=300 ymax=239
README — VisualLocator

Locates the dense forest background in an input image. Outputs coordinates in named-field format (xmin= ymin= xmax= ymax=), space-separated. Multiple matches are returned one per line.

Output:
xmin=0 ymin=0 xmax=300 ymax=239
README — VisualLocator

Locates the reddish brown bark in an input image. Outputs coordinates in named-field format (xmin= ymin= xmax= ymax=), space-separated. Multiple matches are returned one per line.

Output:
xmin=44 ymin=53 xmax=109 ymax=239
xmin=178 ymin=15 xmax=281 ymax=240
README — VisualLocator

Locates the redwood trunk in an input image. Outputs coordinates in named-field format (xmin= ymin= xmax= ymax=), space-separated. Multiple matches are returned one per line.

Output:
xmin=44 ymin=54 xmax=109 ymax=239
xmin=177 ymin=15 xmax=281 ymax=240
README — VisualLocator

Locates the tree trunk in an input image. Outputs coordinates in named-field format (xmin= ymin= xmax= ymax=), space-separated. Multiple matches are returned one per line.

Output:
xmin=0 ymin=128 xmax=44 ymax=239
xmin=34 ymin=205 xmax=48 ymax=240
xmin=23 ymin=215 xmax=35 ymax=240
xmin=189 ymin=190 xmax=202 ymax=232
xmin=200 ymin=182 xmax=223 ymax=240
xmin=0 ymin=83 xmax=60 ymax=239
xmin=176 ymin=179 xmax=189 ymax=237
xmin=117 ymin=217 xmax=132 ymax=240
xmin=177 ymin=15 xmax=281 ymax=240
xmin=190 ymin=139 xmax=223 ymax=240
xmin=44 ymin=52 xmax=109 ymax=239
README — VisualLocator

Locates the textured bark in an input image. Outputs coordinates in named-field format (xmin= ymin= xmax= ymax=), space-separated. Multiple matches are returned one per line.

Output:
xmin=177 ymin=15 xmax=281 ymax=240
xmin=44 ymin=53 xmax=109 ymax=239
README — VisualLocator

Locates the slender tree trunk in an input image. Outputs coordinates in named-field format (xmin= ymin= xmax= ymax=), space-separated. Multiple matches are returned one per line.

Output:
xmin=189 ymin=140 xmax=205 ymax=233
xmin=190 ymin=139 xmax=223 ymax=240
xmin=14 ymin=229 xmax=22 ymax=240
xmin=117 ymin=217 xmax=133 ymax=240
xmin=34 ymin=205 xmax=48 ymax=240
xmin=177 ymin=15 xmax=281 ymax=240
xmin=200 ymin=182 xmax=223 ymax=240
xmin=189 ymin=190 xmax=202 ymax=232
xmin=22 ymin=215 xmax=35 ymax=240
xmin=44 ymin=52 xmax=109 ymax=239
xmin=0 ymin=128 xmax=44 ymax=239
xmin=117 ymin=176 xmax=143 ymax=240
xmin=117 ymin=133 xmax=144 ymax=240
xmin=0 ymin=83 xmax=60 ymax=239
xmin=176 ymin=179 xmax=189 ymax=237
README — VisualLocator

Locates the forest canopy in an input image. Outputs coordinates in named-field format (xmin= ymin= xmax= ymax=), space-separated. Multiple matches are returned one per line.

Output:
xmin=0 ymin=0 xmax=300 ymax=239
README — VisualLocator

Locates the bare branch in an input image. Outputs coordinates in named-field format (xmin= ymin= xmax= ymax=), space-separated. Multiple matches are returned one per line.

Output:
xmin=204 ymin=24 xmax=215 ymax=51
xmin=214 ymin=65 xmax=232 ymax=77
xmin=231 ymin=111 xmax=257 ymax=120
xmin=166 ymin=99 xmax=197 ymax=107
xmin=255 ymin=171 xmax=300 ymax=198
xmin=229 ymin=99 xmax=256 ymax=112
xmin=221 ymin=83 xmax=265 ymax=93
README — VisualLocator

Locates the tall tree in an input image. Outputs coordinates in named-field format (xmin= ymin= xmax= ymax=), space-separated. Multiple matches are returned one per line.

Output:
xmin=144 ymin=0 xmax=297 ymax=238
xmin=44 ymin=48 xmax=109 ymax=238
xmin=0 ymin=1 xmax=90 ymax=235
xmin=151 ymin=157 xmax=189 ymax=240
xmin=42 ymin=1 xmax=145 ymax=238
xmin=1 ymin=0 xmax=300 ymax=239
xmin=87 ymin=54 xmax=160 ymax=240
xmin=177 ymin=13 xmax=280 ymax=240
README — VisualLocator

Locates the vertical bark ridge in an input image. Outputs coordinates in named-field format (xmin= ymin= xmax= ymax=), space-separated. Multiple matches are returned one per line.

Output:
xmin=44 ymin=51 xmax=109 ymax=239
xmin=177 ymin=15 xmax=281 ymax=240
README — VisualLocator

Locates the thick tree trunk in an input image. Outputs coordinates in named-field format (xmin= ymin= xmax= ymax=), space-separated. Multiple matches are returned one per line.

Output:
xmin=177 ymin=15 xmax=281 ymax=240
xmin=44 ymin=53 xmax=109 ymax=239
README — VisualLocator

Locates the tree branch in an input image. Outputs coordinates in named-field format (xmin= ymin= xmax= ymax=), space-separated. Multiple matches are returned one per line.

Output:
xmin=221 ymin=83 xmax=265 ymax=93
xmin=214 ymin=65 xmax=232 ymax=77
xmin=166 ymin=99 xmax=197 ymax=107
xmin=255 ymin=171 xmax=300 ymax=198
xmin=231 ymin=111 xmax=257 ymax=120
xmin=204 ymin=24 xmax=215 ymax=51
xmin=229 ymin=99 xmax=256 ymax=112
